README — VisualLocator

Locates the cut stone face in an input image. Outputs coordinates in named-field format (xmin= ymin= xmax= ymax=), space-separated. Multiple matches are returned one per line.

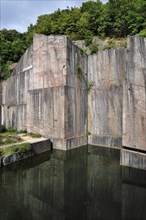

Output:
xmin=1 ymin=35 xmax=146 ymax=153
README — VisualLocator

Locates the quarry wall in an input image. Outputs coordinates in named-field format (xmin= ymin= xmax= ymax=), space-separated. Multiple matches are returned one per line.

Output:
xmin=122 ymin=36 xmax=146 ymax=151
xmin=1 ymin=35 xmax=88 ymax=150
xmin=1 ymin=35 xmax=146 ymax=159
xmin=88 ymin=48 xmax=126 ymax=148
xmin=0 ymin=82 xmax=2 ymax=125
xmin=88 ymin=36 xmax=146 ymax=152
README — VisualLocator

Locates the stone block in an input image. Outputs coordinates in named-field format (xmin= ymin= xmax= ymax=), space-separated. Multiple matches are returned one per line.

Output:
xmin=120 ymin=149 xmax=146 ymax=170
xmin=122 ymin=84 xmax=146 ymax=150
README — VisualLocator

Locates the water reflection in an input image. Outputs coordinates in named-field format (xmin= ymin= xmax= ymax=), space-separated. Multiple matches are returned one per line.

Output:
xmin=0 ymin=146 xmax=146 ymax=220
xmin=87 ymin=146 xmax=122 ymax=220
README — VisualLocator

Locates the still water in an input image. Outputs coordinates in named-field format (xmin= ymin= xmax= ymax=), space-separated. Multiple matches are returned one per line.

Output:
xmin=0 ymin=146 xmax=146 ymax=220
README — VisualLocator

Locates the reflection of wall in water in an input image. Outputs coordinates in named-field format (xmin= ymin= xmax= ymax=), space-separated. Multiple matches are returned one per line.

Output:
xmin=0 ymin=147 xmax=146 ymax=220
xmin=121 ymin=167 xmax=146 ymax=220
xmin=0 ymin=147 xmax=87 ymax=220
xmin=87 ymin=146 xmax=122 ymax=220
xmin=122 ymin=184 xmax=146 ymax=220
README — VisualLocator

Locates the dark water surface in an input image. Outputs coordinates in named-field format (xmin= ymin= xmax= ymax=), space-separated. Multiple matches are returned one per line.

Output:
xmin=0 ymin=146 xmax=146 ymax=220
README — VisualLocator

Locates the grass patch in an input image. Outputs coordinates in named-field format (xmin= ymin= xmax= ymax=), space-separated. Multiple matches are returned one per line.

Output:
xmin=0 ymin=138 xmax=21 ymax=146
xmin=29 ymin=133 xmax=42 ymax=138
xmin=7 ymin=127 xmax=17 ymax=132
xmin=0 ymin=131 xmax=23 ymax=146
xmin=6 ymin=127 xmax=27 ymax=134
xmin=0 ymin=143 xmax=31 ymax=156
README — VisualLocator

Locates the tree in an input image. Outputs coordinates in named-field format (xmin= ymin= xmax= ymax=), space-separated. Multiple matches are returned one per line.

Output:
xmin=1 ymin=0 xmax=146 ymax=80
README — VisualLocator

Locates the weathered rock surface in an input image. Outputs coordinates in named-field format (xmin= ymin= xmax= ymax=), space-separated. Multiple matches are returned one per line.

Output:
xmin=120 ymin=149 xmax=146 ymax=170
xmin=1 ymin=34 xmax=88 ymax=150
xmin=2 ymin=139 xmax=51 ymax=166
xmin=1 ymin=35 xmax=146 ymax=157
xmin=122 ymin=36 xmax=146 ymax=151
xmin=88 ymin=49 xmax=126 ymax=147
xmin=0 ymin=82 xmax=2 ymax=125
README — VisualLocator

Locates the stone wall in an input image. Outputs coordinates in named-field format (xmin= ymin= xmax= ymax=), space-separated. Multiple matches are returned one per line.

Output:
xmin=0 ymin=82 xmax=2 ymax=125
xmin=65 ymin=38 xmax=88 ymax=149
xmin=88 ymin=36 xmax=146 ymax=152
xmin=1 ymin=34 xmax=88 ymax=150
xmin=2 ymin=45 xmax=33 ymax=130
xmin=88 ymin=49 xmax=126 ymax=147
xmin=0 ymin=147 xmax=87 ymax=220
xmin=122 ymin=36 xmax=146 ymax=151
xmin=1 ymin=35 xmax=146 ymax=155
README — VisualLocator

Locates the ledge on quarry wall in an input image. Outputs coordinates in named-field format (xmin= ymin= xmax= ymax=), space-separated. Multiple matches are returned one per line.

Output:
xmin=120 ymin=148 xmax=146 ymax=170
xmin=0 ymin=34 xmax=146 ymax=170
xmin=0 ymin=139 xmax=51 ymax=167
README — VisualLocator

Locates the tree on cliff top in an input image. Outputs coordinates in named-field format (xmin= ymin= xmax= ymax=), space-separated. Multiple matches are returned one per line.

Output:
xmin=0 ymin=0 xmax=146 ymax=80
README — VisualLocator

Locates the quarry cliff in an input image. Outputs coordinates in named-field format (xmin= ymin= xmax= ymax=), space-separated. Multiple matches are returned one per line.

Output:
xmin=0 ymin=34 xmax=146 ymax=169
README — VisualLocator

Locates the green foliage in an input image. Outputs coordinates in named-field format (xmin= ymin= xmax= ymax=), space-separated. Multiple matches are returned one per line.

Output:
xmin=6 ymin=127 xmax=17 ymax=132
xmin=76 ymin=65 xmax=83 ymax=79
xmin=123 ymin=71 xmax=127 ymax=81
xmin=0 ymin=29 xmax=27 ymax=80
xmin=103 ymin=38 xmax=116 ymax=50
xmin=87 ymin=131 xmax=91 ymax=136
xmin=29 ymin=133 xmax=42 ymax=138
xmin=0 ymin=125 xmax=6 ymax=133
xmin=1 ymin=0 xmax=146 ymax=80
xmin=0 ymin=128 xmax=23 ymax=146
xmin=89 ymin=43 xmax=98 ymax=54
xmin=107 ymin=38 xmax=115 ymax=48
xmin=0 ymin=61 xmax=13 ymax=80
xmin=79 ymin=47 xmax=85 ymax=55
xmin=1 ymin=143 xmax=31 ymax=156
xmin=139 ymin=29 xmax=146 ymax=37
xmin=0 ymin=138 xmax=21 ymax=146
xmin=86 ymin=81 xmax=94 ymax=93
xmin=109 ymin=83 xmax=118 ymax=89
xmin=84 ymin=33 xmax=93 ymax=46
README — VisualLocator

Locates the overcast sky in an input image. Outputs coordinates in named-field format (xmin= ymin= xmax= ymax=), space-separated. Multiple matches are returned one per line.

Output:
xmin=0 ymin=0 xmax=108 ymax=33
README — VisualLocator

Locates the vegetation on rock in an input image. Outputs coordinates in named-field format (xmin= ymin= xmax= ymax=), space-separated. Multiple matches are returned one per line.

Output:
xmin=0 ymin=0 xmax=146 ymax=80
xmin=0 ymin=143 xmax=31 ymax=156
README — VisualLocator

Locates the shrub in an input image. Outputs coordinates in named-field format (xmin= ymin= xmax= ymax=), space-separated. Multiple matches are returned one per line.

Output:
xmin=89 ymin=43 xmax=98 ymax=54
xmin=76 ymin=65 xmax=83 ymax=80
xmin=0 ymin=125 xmax=6 ymax=133
xmin=7 ymin=127 xmax=17 ymax=132
xmin=79 ymin=47 xmax=87 ymax=55
xmin=139 ymin=29 xmax=146 ymax=38
xmin=103 ymin=38 xmax=116 ymax=50
xmin=84 ymin=33 xmax=93 ymax=46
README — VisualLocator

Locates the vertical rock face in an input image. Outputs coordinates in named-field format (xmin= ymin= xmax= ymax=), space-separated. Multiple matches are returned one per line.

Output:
xmin=0 ymin=82 xmax=2 ymax=125
xmin=65 ymin=38 xmax=88 ymax=149
xmin=122 ymin=36 xmax=146 ymax=151
xmin=1 ymin=34 xmax=88 ymax=150
xmin=1 ymin=34 xmax=146 ymax=154
xmin=27 ymin=35 xmax=67 ymax=143
xmin=88 ymin=36 xmax=146 ymax=152
xmin=2 ymin=45 xmax=33 ymax=131
xmin=88 ymin=49 xmax=126 ymax=147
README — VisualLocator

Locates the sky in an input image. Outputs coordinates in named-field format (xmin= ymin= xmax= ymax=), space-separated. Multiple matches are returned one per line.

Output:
xmin=0 ymin=0 xmax=108 ymax=33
